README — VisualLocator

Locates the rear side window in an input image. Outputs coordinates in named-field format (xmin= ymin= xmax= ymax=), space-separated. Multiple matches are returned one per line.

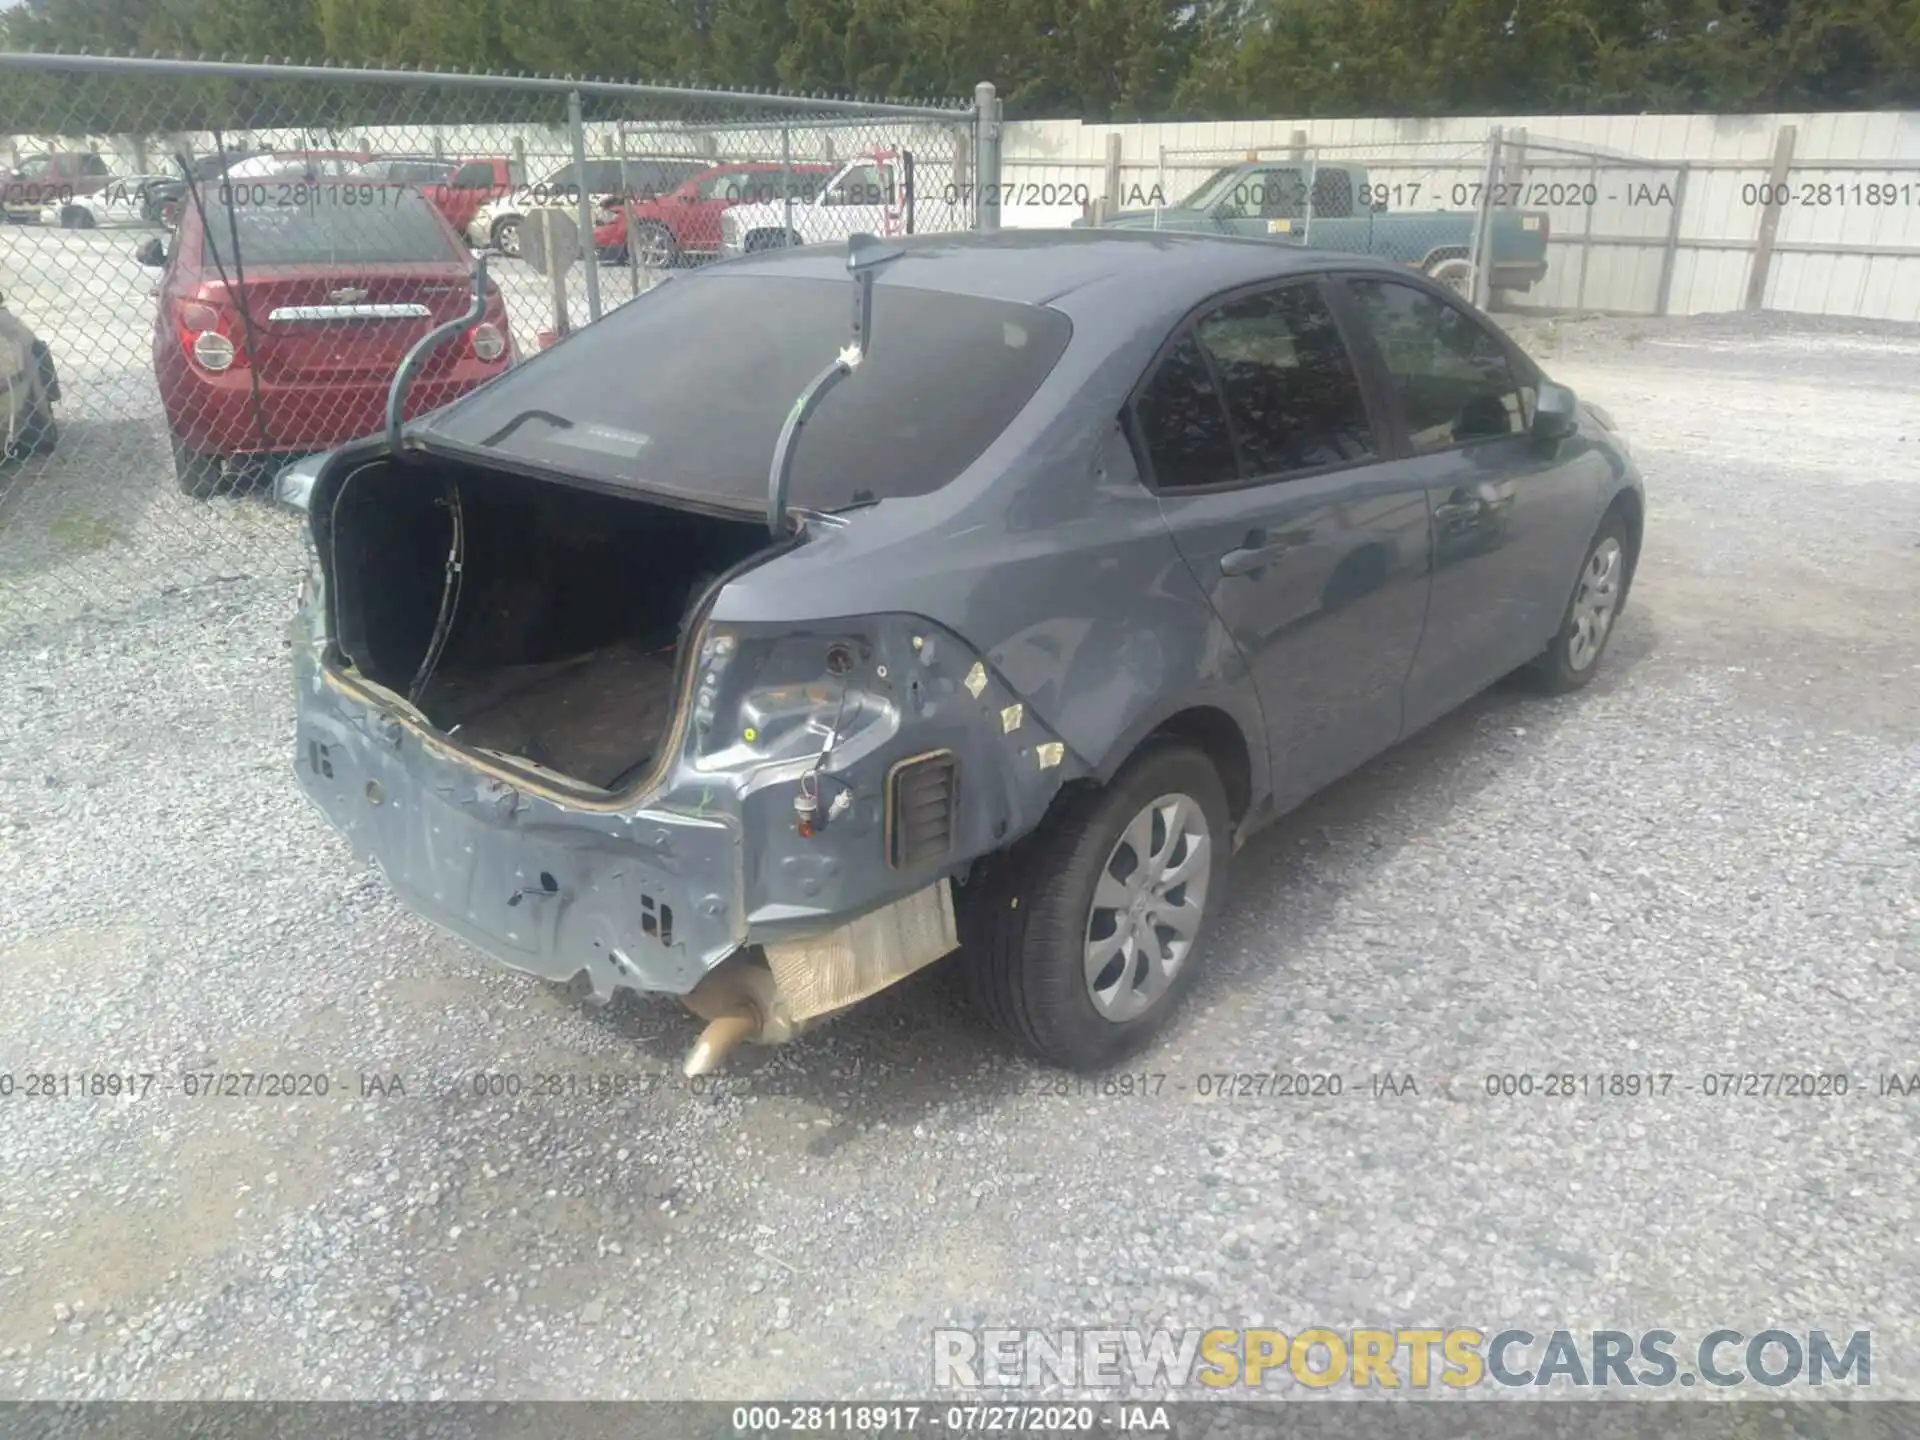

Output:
xmin=1345 ymin=278 xmax=1530 ymax=452
xmin=1132 ymin=335 xmax=1237 ymax=490
xmin=1134 ymin=280 xmax=1375 ymax=490
xmin=450 ymin=161 xmax=497 ymax=189
xmin=199 ymin=187 xmax=456 ymax=266
xmin=1195 ymin=283 xmax=1374 ymax=476
xmin=429 ymin=274 xmax=1073 ymax=512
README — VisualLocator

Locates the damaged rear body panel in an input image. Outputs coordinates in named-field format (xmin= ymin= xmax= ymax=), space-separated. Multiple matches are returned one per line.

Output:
xmin=292 ymin=457 xmax=1088 ymax=1003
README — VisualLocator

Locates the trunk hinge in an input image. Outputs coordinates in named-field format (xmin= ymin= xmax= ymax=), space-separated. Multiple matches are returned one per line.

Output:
xmin=406 ymin=478 xmax=465 ymax=705
xmin=386 ymin=255 xmax=490 ymax=454
xmin=763 ymin=233 xmax=904 ymax=539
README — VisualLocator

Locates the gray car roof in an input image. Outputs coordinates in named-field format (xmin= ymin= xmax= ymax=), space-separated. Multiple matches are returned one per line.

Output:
xmin=701 ymin=229 xmax=1414 ymax=315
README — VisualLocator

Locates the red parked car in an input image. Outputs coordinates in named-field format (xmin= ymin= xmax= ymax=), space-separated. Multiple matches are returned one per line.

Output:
xmin=138 ymin=180 xmax=516 ymax=497
xmin=592 ymin=162 xmax=833 ymax=267
xmin=349 ymin=156 xmax=521 ymax=242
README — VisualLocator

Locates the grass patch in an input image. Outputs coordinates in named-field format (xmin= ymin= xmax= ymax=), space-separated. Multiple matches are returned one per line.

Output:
xmin=46 ymin=506 xmax=128 ymax=556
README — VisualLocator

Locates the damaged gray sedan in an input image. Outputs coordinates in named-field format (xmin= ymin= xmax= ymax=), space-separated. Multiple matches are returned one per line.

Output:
xmin=285 ymin=229 xmax=1644 ymax=1075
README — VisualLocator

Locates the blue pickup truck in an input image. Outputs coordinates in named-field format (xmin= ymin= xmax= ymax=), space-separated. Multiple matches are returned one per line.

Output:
xmin=1082 ymin=160 xmax=1551 ymax=298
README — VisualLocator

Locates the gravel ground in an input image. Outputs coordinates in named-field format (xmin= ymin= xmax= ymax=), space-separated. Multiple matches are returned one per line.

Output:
xmin=0 ymin=307 xmax=1917 ymax=1410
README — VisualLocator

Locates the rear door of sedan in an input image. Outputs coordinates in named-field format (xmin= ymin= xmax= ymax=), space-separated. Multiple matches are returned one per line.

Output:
xmin=1131 ymin=273 xmax=1434 ymax=812
xmin=1329 ymin=270 xmax=1608 ymax=729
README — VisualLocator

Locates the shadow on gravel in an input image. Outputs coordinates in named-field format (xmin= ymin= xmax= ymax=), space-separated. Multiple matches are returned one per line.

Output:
xmin=559 ymin=611 xmax=1659 ymax=1138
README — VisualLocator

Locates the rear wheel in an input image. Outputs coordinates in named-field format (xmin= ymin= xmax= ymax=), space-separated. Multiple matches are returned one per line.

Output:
xmin=171 ymin=435 xmax=226 ymax=499
xmin=1426 ymin=255 xmax=1475 ymax=300
xmin=961 ymin=742 xmax=1229 ymax=1071
xmin=1525 ymin=512 xmax=1632 ymax=694
xmin=491 ymin=216 xmax=522 ymax=257
xmin=58 ymin=205 xmax=94 ymax=230
xmin=633 ymin=220 xmax=679 ymax=269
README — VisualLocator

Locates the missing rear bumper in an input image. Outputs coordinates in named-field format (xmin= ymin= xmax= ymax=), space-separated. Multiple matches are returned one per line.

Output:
xmin=680 ymin=879 xmax=959 ymax=1073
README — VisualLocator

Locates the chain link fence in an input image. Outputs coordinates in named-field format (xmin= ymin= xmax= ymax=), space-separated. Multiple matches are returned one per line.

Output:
xmin=0 ymin=53 xmax=985 ymax=634
xmin=1479 ymin=133 xmax=1689 ymax=317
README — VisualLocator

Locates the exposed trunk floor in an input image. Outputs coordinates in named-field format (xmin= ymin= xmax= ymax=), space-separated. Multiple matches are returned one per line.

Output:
xmin=421 ymin=639 xmax=678 ymax=789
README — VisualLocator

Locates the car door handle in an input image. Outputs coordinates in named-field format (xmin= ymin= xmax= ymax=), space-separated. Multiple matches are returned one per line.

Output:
xmin=1219 ymin=534 xmax=1299 ymax=577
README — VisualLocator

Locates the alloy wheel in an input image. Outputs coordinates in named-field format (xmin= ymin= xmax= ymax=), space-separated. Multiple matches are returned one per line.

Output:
xmin=1567 ymin=536 xmax=1623 ymax=671
xmin=1083 ymin=792 xmax=1212 ymax=1023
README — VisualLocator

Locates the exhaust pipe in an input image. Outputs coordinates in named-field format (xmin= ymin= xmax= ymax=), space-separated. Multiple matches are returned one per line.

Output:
xmin=678 ymin=954 xmax=801 ymax=1076
xmin=684 ymin=1011 xmax=760 ymax=1077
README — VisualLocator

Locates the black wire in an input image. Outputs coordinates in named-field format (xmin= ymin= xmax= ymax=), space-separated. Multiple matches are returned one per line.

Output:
xmin=175 ymin=136 xmax=274 ymax=466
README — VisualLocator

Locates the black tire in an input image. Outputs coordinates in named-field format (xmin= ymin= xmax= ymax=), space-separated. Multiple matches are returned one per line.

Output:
xmin=1525 ymin=509 xmax=1633 ymax=694
xmin=19 ymin=387 xmax=57 ymax=455
xmin=631 ymin=220 xmax=680 ymax=269
xmin=171 ymin=435 xmax=225 ymax=499
xmin=743 ymin=229 xmax=797 ymax=253
xmin=960 ymin=741 xmax=1231 ymax=1071
xmin=1426 ymin=255 xmax=1475 ymax=300
xmin=491 ymin=216 xmax=522 ymax=257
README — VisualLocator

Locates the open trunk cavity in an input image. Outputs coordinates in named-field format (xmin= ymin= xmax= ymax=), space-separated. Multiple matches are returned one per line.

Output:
xmin=322 ymin=457 xmax=776 ymax=790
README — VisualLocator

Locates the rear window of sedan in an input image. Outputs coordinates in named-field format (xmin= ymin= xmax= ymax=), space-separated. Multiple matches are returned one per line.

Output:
xmin=426 ymin=273 xmax=1074 ymax=513
xmin=197 ymin=186 xmax=458 ymax=266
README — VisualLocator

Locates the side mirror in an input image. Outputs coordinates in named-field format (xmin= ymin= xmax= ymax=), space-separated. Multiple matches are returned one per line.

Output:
xmin=1533 ymin=381 xmax=1579 ymax=440
xmin=135 ymin=236 xmax=167 ymax=268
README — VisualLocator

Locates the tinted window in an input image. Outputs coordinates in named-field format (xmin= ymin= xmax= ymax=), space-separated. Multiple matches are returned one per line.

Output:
xmin=1192 ymin=283 xmax=1375 ymax=477
xmin=428 ymin=275 xmax=1072 ymax=512
xmin=578 ymin=161 xmax=631 ymax=193
xmin=1132 ymin=335 xmax=1236 ymax=490
xmin=81 ymin=154 xmax=111 ymax=176
xmin=825 ymin=163 xmax=892 ymax=206
xmin=1346 ymin=278 xmax=1529 ymax=451
xmin=1311 ymin=168 xmax=1352 ymax=218
xmin=199 ymin=187 xmax=456 ymax=266
xmin=1217 ymin=168 xmax=1305 ymax=220
xmin=390 ymin=160 xmax=452 ymax=184
xmin=16 ymin=156 xmax=52 ymax=177
xmin=450 ymin=161 xmax=497 ymax=189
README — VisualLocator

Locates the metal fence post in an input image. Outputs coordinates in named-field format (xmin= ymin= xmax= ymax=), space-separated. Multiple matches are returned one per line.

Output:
xmin=1745 ymin=124 xmax=1798 ymax=311
xmin=1656 ymin=162 xmax=1691 ymax=316
xmin=973 ymin=81 xmax=1001 ymax=233
xmin=617 ymin=122 xmax=640 ymax=295
xmin=1101 ymin=131 xmax=1122 ymax=221
xmin=1577 ymin=153 xmax=1598 ymax=311
xmin=782 ymin=123 xmax=795 ymax=245
xmin=1469 ymin=125 xmax=1503 ymax=310
xmin=568 ymin=89 xmax=602 ymax=323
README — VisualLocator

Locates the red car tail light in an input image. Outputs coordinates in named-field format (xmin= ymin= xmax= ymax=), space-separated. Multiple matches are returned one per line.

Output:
xmin=173 ymin=295 xmax=247 ymax=373
xmin=470 ymin=322 xmax=507 ymax=363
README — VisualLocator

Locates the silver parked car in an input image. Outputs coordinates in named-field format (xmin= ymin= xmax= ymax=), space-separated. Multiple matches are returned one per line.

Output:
xmin=1 ymin=290 xmax=59 ymax=460
xmin=282 ymin=230 xmax=1644 ymax=1075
